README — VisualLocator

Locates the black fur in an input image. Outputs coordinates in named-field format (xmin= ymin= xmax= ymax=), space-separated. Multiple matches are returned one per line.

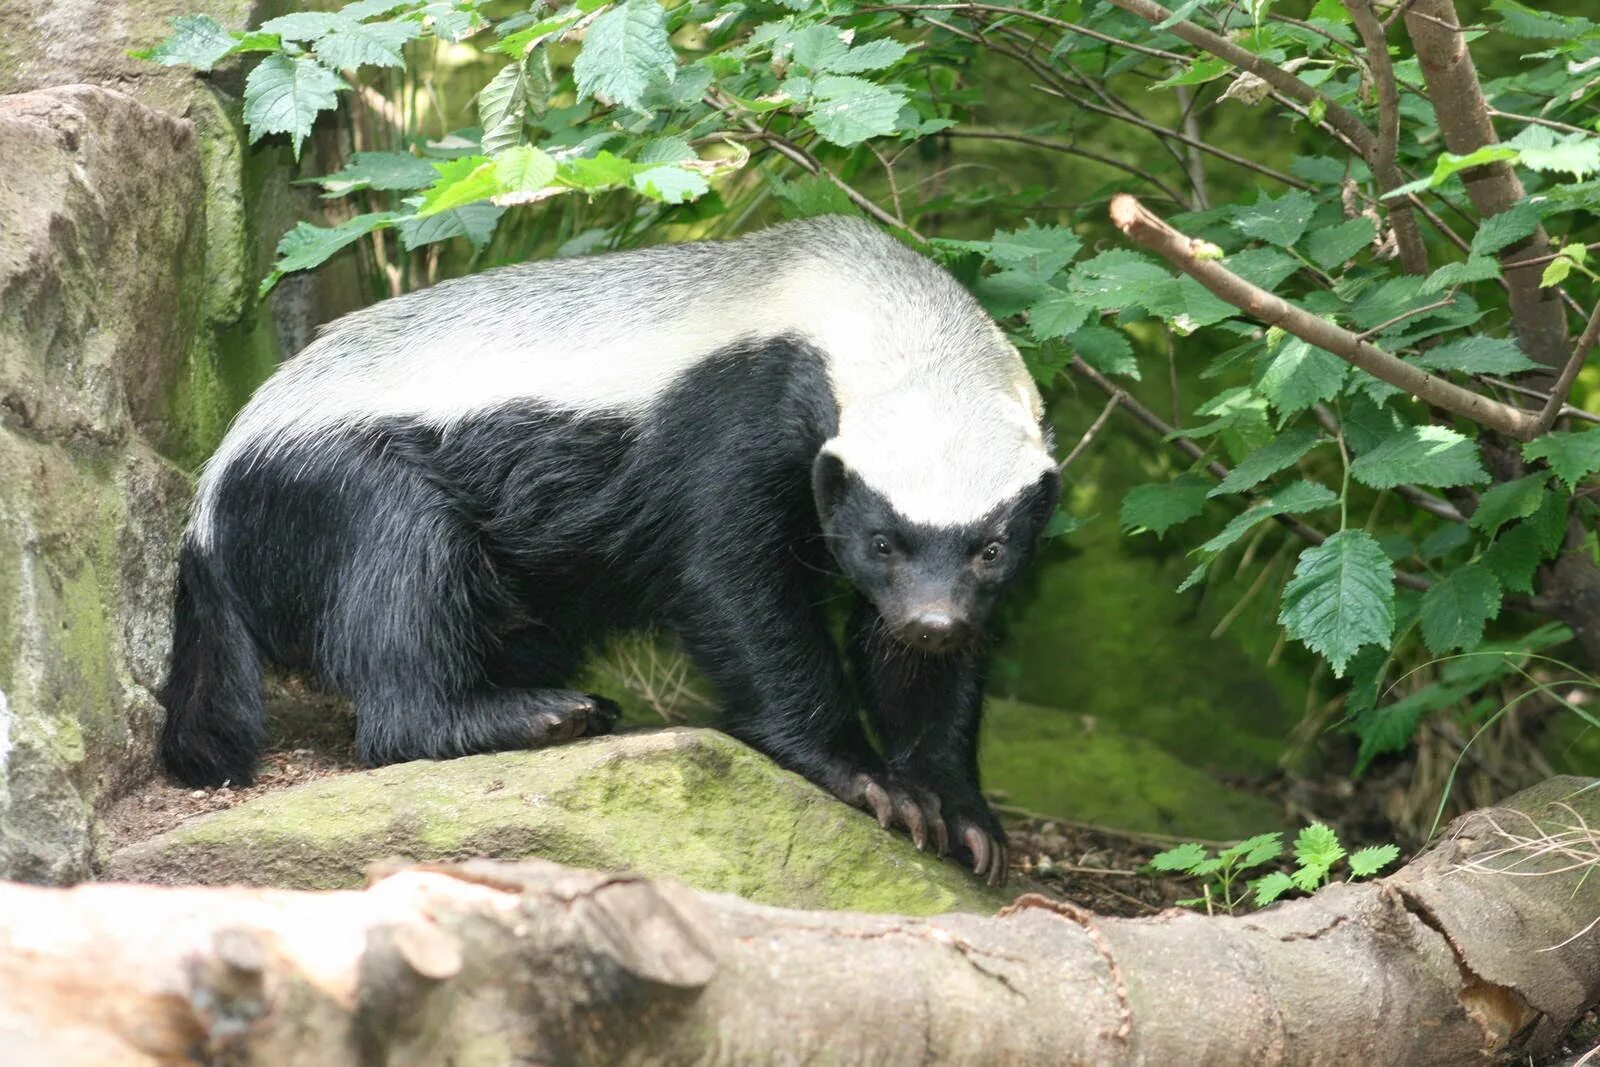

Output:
xmin=162 ymin=334 xmax=1057 ymax=871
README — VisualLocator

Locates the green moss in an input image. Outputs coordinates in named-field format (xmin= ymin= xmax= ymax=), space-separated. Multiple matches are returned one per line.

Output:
xmin=110 ymin=730 xmax=1010 ymax=913
xmin=980 ymin=699 xmax=1282 ymax=839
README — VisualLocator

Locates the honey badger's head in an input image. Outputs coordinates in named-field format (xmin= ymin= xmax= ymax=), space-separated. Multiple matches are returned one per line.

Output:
xmin=813 ymin=390 xmax=1059 ymax=654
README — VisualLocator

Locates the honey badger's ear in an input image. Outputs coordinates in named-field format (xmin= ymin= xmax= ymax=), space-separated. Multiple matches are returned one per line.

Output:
xmin=1029 ymin=467 xmax=1062 ymax=529
xmin=812 ymin=448 xmax=849 ymax=522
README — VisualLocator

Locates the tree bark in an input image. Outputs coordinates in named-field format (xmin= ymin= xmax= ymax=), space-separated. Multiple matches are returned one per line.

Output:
xmin=2 ymin=778 xmax=1596 ymax=1065
xmin=1404 ymin=0 xmax=1570 ymax=370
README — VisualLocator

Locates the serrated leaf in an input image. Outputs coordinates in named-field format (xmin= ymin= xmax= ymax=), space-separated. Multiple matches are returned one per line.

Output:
xmin=1121 ymin=474 xmax=1210 ymax=538
xmin=242 ymin=54 xmax=344 ymax=159
xmin=1524 ymin=428 xmax=1600 ymax=489
xmin=1419 ymin=563 xmax=1502 ymax=654
xmin=1027 ymin=292 xmax=1090 ymax=342
xmin=1347 ymin=844 xmax=1400 ymax=878
xmin=1068 ymin=250 xmax=1173 ymax=311
xmin=1421 ymin=256 xmax=1500 ymax=295
xmin=1304 ymin=216 xmax=1376 ymax=270
xmin=1470 ymin=201 xmax=1546 ymax=258
xmin=1482 ymin=489 xmax=1569 ymax=594
xmin=416 ymin=156 xmax=499 ymax=216
xmin=1511 ymin=125 xmax=1600 ymax=179
xmin=1256 ymin=339 xmax=1345 ymax=417
xmin=1412 ymin=336 xmax=1539 ymax=375
xmin=1197 ymin=481 xmax=1338 ymax=558
xmin=632 ymin=164 xmax=709 ymax=203
xmin=1209 ymin=428 xmax=1324 ymax=497
xmin=988 ymin=222 xmax=1082 ymax=278
xmin=1253 ymin=871 xmax=1296 ymax=906
xmin=1148 ymin=842 xmax=1209 ymax=872
xmin=1232 ymin=189 xmax=1314 ymax=248
xmin=1542 ymin=254 xmax=1575 ymax=288
xmin=1279 ymin=530 xmax=1395 ymax=675
xmin=1220 ymin=832 xmax=1283 ymax=868
xmin=827 ymin=38 xmax=908 ymax=73
xmin=314 ymin=19 xmax=416 ymax=69
xmin=493 ymin=145 xmax=558 ymax=203
xmin=1224 ymin=247 xmax=1301 ymax=290
xmin=259 ymin=211 xmax=397 ymax=296
xmin=1071 ymin=325 xmax=1139 ymax=380
xmin=1293 ymin=822 xmax=1345 ymax=874
xmin=557 ymin=150 xmax=642 ymax=192
xmin=312 ymin=151 xmax=439 ymax=195
xmin=1491 ymin=0 xmax=1595 ymax=36
xmin=479 ymin=59 xmax=532 ymax=155
xmin=133 ymin=14 xmax=238 ymax=71
xmin=573 ymin=0 xmax=676 ymax=111
xmin=1470 ymin=472 xmax=1551 ymax=535
xmin=398 ymin=202 xmax=504 ymax=251
xmin=258 ymin=12 xmax=348 ymax=40
xmin=806 ymin=74 xmax=905 ymax=146
xmin=1349 ymin=425 xmax=1488 ymax=490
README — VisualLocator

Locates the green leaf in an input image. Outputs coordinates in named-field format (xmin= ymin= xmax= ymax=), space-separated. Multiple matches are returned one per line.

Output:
xmin=479 ymin=58 xmax=532 ymax=155
xmin=1293 ymin=822 xmax=1345 ymax=876
xmin=1304 ymin=217 xmax=1376 ymax=271
xmin=1148 ymin=842 xmax=1208 ymax=873
xmin=494 ymin=144 xmax=558 ymax=202
xmin=1224 ymin=247 xmax=1301 ymax=291
xmin=1068 ymin=250 xmax=1173 ymax=311
xmin=791 ymin=27 xmax=907 ymax=73
xmin=1482 ymin=489 xmax=1569 ymax=594
xmin=1256 ymin=339 xmax=1345 ymax=417
xmin=259 ymin=211 xmax=397 ymax=296
xmin=1470 ymin=201 xmax=1545 ymax=258
xmin=311 ymin=151 xmax=439 ymax=195
xmin=1253 ymin=871 xmax=1296 ymax=906
xmin=1220 ymin=832 xmax=1283 ymax=868
xmin=1491 ymin=0 xmax=1595 ymax=36
xmin=988 ymin=222 xmax=1082 ymax=278
xmin=258 ymin=12 xmax=348 ymax=40
xmin=1347 ymin=844 xmax=1400 ymax=878
xmin=314 ymin=18 xmax=417 ymax=69
xmin=398 ymin=202 xmax=504 ymax=251
xmin=1542 ymin=253 xmax=1575 ymax=288
xmin=1420 ymin=256 xmax=1500 ymax=295
xmin=1197 ymin=481 xmax=1338 ymax=558
xmin=632 ymin=164 xmax=709 ymax=204
xmin=1121 ymin=474 xmax=1210 ymax=538
xmin=1511 ymin=125 xmax=1600 ymax=179
xmin=806 ymin=75 xmax=906 ymax=146
xmin=1349 ymin=425 xmax=1488 ymax=490
xmin=826 ymin=39 xmax=909 ymax=73
xmin=1279 ymin=530 xmax=1395 ymax=676
xmin=1469 ymin=472 xmax=1551 ymax=535
xmin=1209 ymin=428 xmax=1324 ymax=497
xmin=768 ymin=173 xmax=858 ymax=219
xmin=1412 ymin=336 xmax=1539 ymax=375
xmin=1027 ymin=293 xmax=1091 ymax=342
xmin=242 ymin=54 xmax=345 ymax=159
xmin=1231 ymin=189 xmax=1314 ymax=248
xmin=573 ymin=0 xmax=676 ymax=111
xmin=1524 ymin=428 xmax=1600 ymax=489
xmin=1419 ymin=563 xmax=1503 ymax=654
xmin=416 ymin=156 xmax=499 ymax=216
xmin=133 ymin=14 xmax=238 ymax=71
xmin=1071 ymin=325 xmax=1139 ymax=380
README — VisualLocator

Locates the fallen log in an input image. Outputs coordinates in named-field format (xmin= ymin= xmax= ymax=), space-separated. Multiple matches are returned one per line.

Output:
xmin=2 ymin=777 xmax=1596 ymax=1065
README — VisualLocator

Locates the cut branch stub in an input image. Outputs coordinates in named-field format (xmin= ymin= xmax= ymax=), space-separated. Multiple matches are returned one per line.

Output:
xmin=1107 ymin=194 xmax=1540 ymax=441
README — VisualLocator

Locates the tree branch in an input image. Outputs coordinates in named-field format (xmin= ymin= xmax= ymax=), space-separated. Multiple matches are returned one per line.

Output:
xmin=1536 ymin=302 xmax=1600 ymax=434
xmin=1059 ymin=390 xmax=1124 ymax=473
xmin=862 ymin=2 xmax=1186 ymax=60
xmin=1108 ymin=194 xmax=1540 ymax=441
xmin=939 ymin=128 xmax=1190 ymax=206
xmin=1403 ymin=0 xmax=1570 ymax=370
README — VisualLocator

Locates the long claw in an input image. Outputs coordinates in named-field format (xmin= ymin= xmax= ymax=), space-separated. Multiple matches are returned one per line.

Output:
xmin=863 ymin=780 xmax=893 ymax=828
xmin=964 ymin=825 xmax=990 ymax=877
xmin=989 ymin=841 xmax=1009 ymax=888
xmin=900 ymin=797 xmax=926 ymax=850
xmin=930 ymin=814 xmax=950 ymax=857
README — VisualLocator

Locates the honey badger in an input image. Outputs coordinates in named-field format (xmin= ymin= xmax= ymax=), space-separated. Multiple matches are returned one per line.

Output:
xmin=160 ymin=216 xmax=1059 ymax=884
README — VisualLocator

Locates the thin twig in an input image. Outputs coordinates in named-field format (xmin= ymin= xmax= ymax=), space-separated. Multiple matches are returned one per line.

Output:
xmin=1481 ymin=377 xmax=1600 ymax=427
xmin=939 ymin=129 xmax=1190 ymax=206
xmin=1354 ymin=297 xmax=1458 ymax=341
xmin=1108 ymin=194 xmax=1538 ymax=440
xmin=1488 ymin=108 xmax=1593 ymax=138
xmin=1059 ymin=392 xmax=1123 ymax=473
xmin=1535 ymin=302 xmax=1600 ymax=434
xmin=1347 ymin=0 xmax=1430 ymax=274
xmin=860 ymin=2 xmax=1186 ymax=60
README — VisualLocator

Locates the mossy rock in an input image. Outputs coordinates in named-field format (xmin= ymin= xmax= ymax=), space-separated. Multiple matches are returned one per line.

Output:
xmin=106 ymin=729 xmax=1010 ymax=915
xmin=980 ymin=700 xmax=1282 ymax=840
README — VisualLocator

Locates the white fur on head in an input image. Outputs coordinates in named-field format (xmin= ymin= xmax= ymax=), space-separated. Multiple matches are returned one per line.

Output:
xmin=192 ymin=216 xmax=1053 ymax=543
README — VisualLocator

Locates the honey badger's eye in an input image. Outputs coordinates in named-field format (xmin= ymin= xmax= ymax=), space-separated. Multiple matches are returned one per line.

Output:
xmin=979 ymin=542 xmax=1005 ymax=564
xmin=871 ymin=535 xmax=892 ymax=557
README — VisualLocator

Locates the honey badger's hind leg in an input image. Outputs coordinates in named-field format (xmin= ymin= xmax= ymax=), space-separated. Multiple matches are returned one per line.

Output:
xmin=312 ymin=454 xmax=616 ymax=767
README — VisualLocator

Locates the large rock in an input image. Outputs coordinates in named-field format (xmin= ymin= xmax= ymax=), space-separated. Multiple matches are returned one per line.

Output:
xmin=107 ymin=729 xmax=1012 ymax=915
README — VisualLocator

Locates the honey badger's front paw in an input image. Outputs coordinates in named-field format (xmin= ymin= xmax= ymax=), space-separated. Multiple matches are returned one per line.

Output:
xmin=838 ymin=771 xmax=951 ymax=855
xmin=945 ymin=808 xmax=1009 ymax=888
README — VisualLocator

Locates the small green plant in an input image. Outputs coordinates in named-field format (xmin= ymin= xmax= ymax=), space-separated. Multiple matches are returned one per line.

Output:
xmin=1149 ymin=824 xmax=1401 ymax=915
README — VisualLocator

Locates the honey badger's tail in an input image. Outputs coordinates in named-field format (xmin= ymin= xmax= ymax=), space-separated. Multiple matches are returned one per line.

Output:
xmin=158 ymin=540 xmax=265 ymax=787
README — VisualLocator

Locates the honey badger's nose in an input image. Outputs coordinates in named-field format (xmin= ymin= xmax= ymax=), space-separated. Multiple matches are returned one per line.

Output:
xmin=908 ymin=611 xmax=963 ymax=652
